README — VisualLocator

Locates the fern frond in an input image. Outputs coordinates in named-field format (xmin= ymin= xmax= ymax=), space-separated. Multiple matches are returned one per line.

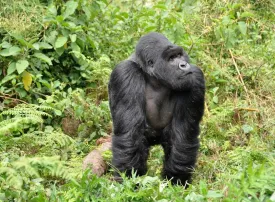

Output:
xmin=42 ymin=132 xmax=75 ymax=148
xmin=0 ymin=156 xmax=74 ymax=189
xmin=0 ymin=104 xmax=54 ymax=135
xmin=1 ymin=104 xmax=53 ymax=118
xmin=0 ymin=167 xmax=23 ymax=189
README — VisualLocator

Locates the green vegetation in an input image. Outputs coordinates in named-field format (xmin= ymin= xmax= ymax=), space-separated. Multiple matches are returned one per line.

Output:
xmin=0 ymin=0 xmax=275 ymax=201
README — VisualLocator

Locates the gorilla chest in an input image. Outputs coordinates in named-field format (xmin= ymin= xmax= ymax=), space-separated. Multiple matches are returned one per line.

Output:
xmin=145 ymin=84 xmax=176 ymax=130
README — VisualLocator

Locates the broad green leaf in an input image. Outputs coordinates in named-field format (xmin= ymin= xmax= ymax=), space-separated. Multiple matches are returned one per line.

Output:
xmin=225 ymin=29 xmax=237 ymax=48
xmin=39 ymin=42 xmax=53 ymax=49
xmin=55 ymin=36 xmax=67 ymax=49
xmin=64 ymin=1 xmax=78 ymax=19
xmin=0 ymin=49 xmax=10 ymax=56
xmin=0 ymin=46 xmax=21 ymax=57
xmin=83 ymin=6 xmax=91 ymax=19
xmin=45 ymin=30 xmax=58 ymax=45
xmin=22 ymin=71 xmax=32 ymax=91
xmin=33 ymin=53 xmax=52 ymax=65
xmin=16 ymin=60 xmax=29 ymax=74
xmin=33 ymin=42 xmax=53 ymax=50
xmin=0 ymin=74 xmax=17 ymax=85
xmin=213 ymin=96 xmax=218 ymax=104
xmin=56 ymin=47 xmax=65 ymax=56
xmin=56 ymin=15 xmax=64 ymax=23
xmin=0 ymin=41 xmax=12 ymax=48
xmin=54 ymin=110 xmax=62 ymax=116
xmin=53 ymin=80 xmax=60 ymax=88
xmin=222 ymin=16 xmax=231 ymax=25
xmin=206 ymin=191 xmax=223 ymax=198
xmin=11 ymin=34 xmax=33 ymax=48
xmin=48 ymin=4 xmax=57 ymax=16
xmin=238 ymin=21 xmax=247 ymax=35
xmin=9 ymin=46 xmax=22 ymax=55
xmin=70 ymin=34 xmax=77 ymax=42
xmin=67 ymin=21 xmax=76 ymax=28
xmin=33 ymin=43 xmax=40 ymax=50
xmin=212 ymin=87 xmax=219 ymax=94
xmin=71 ymin=42 xmax=81 ymax=52
xmin=7 ymin=62 xmax=16 ymax=75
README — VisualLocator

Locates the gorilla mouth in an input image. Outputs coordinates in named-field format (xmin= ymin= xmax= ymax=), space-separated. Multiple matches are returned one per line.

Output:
xmin=178 ymin=72 xmax=193 ymax=79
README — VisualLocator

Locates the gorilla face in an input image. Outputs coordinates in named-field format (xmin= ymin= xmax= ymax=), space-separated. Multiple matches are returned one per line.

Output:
xmin=135 ymin=32 xmax=204 ymax=91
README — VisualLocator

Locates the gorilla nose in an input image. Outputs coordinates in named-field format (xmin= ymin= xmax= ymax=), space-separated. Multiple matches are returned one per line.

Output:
xmin=179 ymin=61 xmax=190 ymax=70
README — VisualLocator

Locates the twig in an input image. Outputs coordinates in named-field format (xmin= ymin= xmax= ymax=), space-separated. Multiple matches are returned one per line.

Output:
xmin=236 ymin=107 xmax=259 ymax=112
xmin=0 ymin=95 xmax=28 ymax=104
xmin=229 ymin=49 xmax=249 ymax=97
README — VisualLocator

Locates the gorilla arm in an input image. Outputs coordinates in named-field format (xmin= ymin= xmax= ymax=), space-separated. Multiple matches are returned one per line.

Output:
xmin=108 ymin=60 xmax=149 ymax=176
xmin=162 ymin=68 xmax=205 ymax=185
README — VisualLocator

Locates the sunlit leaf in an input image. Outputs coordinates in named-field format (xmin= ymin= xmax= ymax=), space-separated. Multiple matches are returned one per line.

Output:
xmin=55 ymin=36 xmax=68 ymax=49
xmin=70 ymin=34 xmax=77 ymax=42
xmin=238 ymin=21 xmax=247 ymax=35
xmin=33 ymin=53 xmax=52 ymax=65
xmin=0 ymin=46 xmax=21 ymax=57
xmin=0 ymin=41 xmax=12 ymax=49
xmin=39 ymin=42 xmax=53 ymax=50
xmin=206 ymin=190 xmax=223 ymax=198
xmin=7 ymin=62 xmax=16 ymax=75
xmin=64 ymin=1 xmax=78 ymax=19
xmin=48 ymin=4 xmax=57 ymax=16
xmin=22 ymin=71 xmax=32 ymax=91
xmin=213 ymin=96 xmax=218 ymax=104
xmin=16 ymin=60 xmax=29 ymax=74
xmin=0 ymin=74 xmax=17 ymax=85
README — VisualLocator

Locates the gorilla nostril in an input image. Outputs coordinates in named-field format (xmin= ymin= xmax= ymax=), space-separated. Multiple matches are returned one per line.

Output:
xmin=179 ymin=61 xmax=190 ymax=70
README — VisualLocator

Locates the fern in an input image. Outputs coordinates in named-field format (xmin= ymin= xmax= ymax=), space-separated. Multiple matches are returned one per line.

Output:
xmin=0 ymin=104 xmax=54 ymax=135
xmin=37 ymin=131 xmax=75 ymax=149
xmin=1 ymin=104 xmax=53 ymax=117
xmin=0 ymin=156 xmax=74 ymax=190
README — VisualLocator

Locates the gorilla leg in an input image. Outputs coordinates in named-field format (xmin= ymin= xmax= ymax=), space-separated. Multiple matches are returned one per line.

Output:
xmin=112 ymin=130 xmax=149 ymax=177
xmin=162 ymin=122 xmax=200 ymax=185
xmin=108 ymin=60 xmax=148 ymax=178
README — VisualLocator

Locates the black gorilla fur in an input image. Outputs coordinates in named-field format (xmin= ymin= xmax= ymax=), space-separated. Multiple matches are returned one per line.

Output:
xmin=108 ymin=32 xmax=205 ymax=185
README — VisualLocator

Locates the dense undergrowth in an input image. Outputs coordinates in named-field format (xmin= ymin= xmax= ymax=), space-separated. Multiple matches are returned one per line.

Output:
xmin=0 ymin=0 xmax=275 ymax=201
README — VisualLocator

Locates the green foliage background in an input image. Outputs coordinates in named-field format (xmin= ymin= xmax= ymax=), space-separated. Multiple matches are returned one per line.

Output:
xmin=0 ymin=0 xmax=275 ymax=201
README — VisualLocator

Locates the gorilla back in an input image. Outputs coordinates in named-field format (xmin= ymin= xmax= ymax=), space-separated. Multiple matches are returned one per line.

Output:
xmin=108 ymin=32 xmax=205 ymax=186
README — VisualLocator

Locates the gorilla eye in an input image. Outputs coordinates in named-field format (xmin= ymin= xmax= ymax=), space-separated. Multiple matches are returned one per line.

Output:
xmin=148 ymin=60 xmax=154 ymax=67
xmin=169 ymin=55 xmax=176 ymax=61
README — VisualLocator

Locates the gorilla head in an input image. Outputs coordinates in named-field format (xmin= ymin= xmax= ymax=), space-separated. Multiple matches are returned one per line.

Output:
xmin=135 ymin=32 xmax=203 ymax=91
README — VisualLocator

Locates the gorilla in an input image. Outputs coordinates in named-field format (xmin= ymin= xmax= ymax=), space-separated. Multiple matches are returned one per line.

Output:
xmin=108 ymin=32 xmax=205 ymax=186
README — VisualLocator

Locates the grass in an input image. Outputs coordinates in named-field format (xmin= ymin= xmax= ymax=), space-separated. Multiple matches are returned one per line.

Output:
xmin=0 ymin=0 xmax=44 ymax=37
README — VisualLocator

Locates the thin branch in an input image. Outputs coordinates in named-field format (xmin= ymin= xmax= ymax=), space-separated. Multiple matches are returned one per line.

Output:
xmin=0 ymin=95 xmax=28 ymax=104
xmin=236 ymin=107 xmax=259 ymax=112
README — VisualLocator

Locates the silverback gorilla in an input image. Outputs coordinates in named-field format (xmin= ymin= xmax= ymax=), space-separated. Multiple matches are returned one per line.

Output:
xmin=108 ymin=32 xmax=205 ymax=186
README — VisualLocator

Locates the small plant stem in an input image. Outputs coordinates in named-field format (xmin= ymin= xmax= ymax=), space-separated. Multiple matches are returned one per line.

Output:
xmin=229 ymin=49 xmax=249 ymax=98
xmin=0 ymin=95 xmax=28 ymax=104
